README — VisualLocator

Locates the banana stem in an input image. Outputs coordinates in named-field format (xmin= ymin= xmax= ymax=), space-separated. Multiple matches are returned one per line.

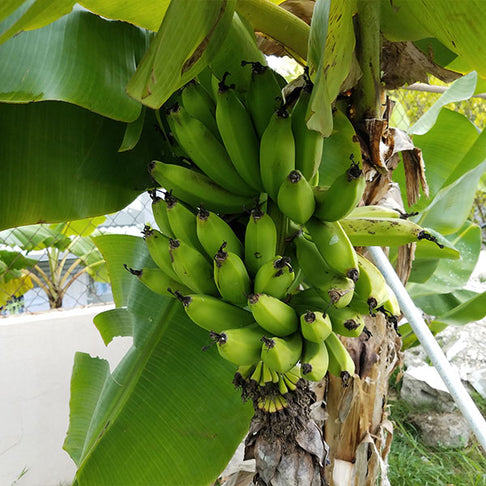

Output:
xmin=353 ymin=0 xmax=382 ymax=119
xmin=235 ymin=0 xmax=310 ymax=61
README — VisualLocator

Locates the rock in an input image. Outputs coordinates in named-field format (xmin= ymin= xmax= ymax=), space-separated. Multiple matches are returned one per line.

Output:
xmin=408 ymin=411 xmax=472 ymax=448
xmin=400 ymin=365 xmax=457 ymax=412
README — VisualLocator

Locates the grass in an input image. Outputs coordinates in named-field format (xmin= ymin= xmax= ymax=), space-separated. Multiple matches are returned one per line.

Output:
xmin=386 ymin=378 xmax=486 ymax=486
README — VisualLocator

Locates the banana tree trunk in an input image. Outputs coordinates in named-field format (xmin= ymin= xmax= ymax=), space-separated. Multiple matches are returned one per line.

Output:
xmin=323 ymin=314 xmax=401 ymax=485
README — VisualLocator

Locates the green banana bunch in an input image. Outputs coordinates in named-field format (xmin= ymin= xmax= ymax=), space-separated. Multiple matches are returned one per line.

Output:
xmin=244 ymin=207 xmax=277 ymax=276
xmin=181 ymin=80 xmax=220 ymax=140
xmin=340 ymin=217 xmax=443 ymax=248
xmin=243 ymin=61 xmax=282 ymax=138
xmin=142 ymin=226 xmax=181 ymax=282
xmin=291 ymin=82 xmax=323 ymax=182
xmin=260 ymin=107 xmax=296 ymax=201
xmin=327 ymin=305 xmax=365 ymax=337
xmin=306 ymin=218 xmax=359 ymax=282
xmin=196 ymin=208 xmax=243 ymax=259
xmin=325 ymin=332 xmax=356 ymax=382
xmin=261 ymin=333 xmax=302 ymax=374
xmin=248 ymin=293 xmax=299 ymax=336
xmin=294 ymin=233 xmax=355 ymax=308
xmin=214 ymin=242 xmax=251 ymax=306
xmin=169 ymin=238 xmax=219 ymax=296
xmin=164 ymin=193 xmax=203 ymax=252
xmin=173 ymin=291 xmax=255 ymax=332
xmin=167 ymin=103 xmax=256 ymax=196
xmin=313 ymin=157 xmax=365 ymax=222
xmin=253 ymin=255 xmax=294 ymax=300
xmin=350 ymin=253 xmax=389 ymax=314
xmin=300 ymin=340 xmax=329 ymax=382
xmin=277 ymin=169 xmax=315 ymax=224
xmin=149 ymin=191 xmax=174 ymax=238
xmin=215 ymin=74 xmax=263 ymax=192
xmin=211 ymin=323 xmax=266 ymax=365
xmin=299 ymin=310 xmax=332 ymax=343
xmin=150 ymin=161 xmax=256 ymax=214
xmin=125 ymin=266 xmax=191 ymax=298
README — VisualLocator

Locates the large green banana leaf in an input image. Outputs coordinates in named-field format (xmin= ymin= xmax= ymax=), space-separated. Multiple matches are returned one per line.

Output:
xmin=0 ymin=5 xmax=150 ymax=121
xmin=0 ymin=0 xmax=75 ymax=44
xmin=127 ymin=0 xmax=236 ymax=109
xmin=79 ymin=0 xmax=169 ymax=32
xmin=0 ymin=102 xmax=164 ymax=231
xmin=381 ymin=0 xmax=486 ymax=77
xmin=64 ymin=234 xmax=252 ymax=484
xmin=407 ymin=221 xmax=482 ymax=297
xmin=307 ymin=0 xmax=356 ymax=136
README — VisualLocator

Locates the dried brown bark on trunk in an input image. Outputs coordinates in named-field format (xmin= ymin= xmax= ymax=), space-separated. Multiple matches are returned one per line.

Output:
xmin=323 ymin=313 xmax=402 ymax=485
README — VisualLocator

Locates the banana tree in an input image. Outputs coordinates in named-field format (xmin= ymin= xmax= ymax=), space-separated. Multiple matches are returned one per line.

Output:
xmin=2 ymin=1 xmax=486 ymax=485
xmin=0 ymin=217 xmax=108 ymax=309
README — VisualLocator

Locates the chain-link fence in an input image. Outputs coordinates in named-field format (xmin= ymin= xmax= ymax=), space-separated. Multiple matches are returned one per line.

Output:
xmin=2 ymin=85 xmax=485 ymax=317
xmin=0 ymin=192 xmax=157 ymax=317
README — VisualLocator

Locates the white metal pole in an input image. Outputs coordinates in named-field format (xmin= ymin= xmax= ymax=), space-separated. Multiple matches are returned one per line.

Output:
xmin=367 ymin=245 xmax=486 ymax=452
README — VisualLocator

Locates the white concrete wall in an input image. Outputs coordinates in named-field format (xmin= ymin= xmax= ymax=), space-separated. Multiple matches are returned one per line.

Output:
xmin=0 ymin=305 xmax=132 ymax=486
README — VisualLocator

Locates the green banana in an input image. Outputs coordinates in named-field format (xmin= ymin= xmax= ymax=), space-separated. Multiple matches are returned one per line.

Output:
xmin=149 ymin=191 xmax=174 ymax=238
xmin=260 ymin=108 xmax=296 ymax=201
xmin=278 ymin=374 xmax=289 ymax=395
xmin=142 ymin=226 xmax=181 ymax=282
xmin=325 ymin=332 xmax=356 ymax=381
xmin=125 ymin=266 xmax=191 ymax=297
xmin=211 ymin=323 xmax=266 ymax=365
xmin=243 ymin=61 xmax=282 ymax=138
xmin=150 ymin=161 xmax=256 ymax=214
xmin=299 ymin=310 xmax=332 ymax=343
xmin=244 ymin=207 xmax=277 ymax=276
xmin=213 ymin=242 xmax=251 ymax=306
xmin=327 ymin=306 xmax=365 ymax=337
xmin=291 ymin=83 xmax=323 ymax=182
xmin=377 ymin=284 xmax=401 ymax=318
xmin=300 ymin=340 xmax=329 ymax=382
xmin=209 ymin=11 xmax=266 ymax=94
xmin=181 ymin=80 xmax=220 ymax=140
xmin=253 ymin=255 xmax=295 ymax=300
xmin=351 ymin=253 xmax=389 ymax=314
xmin=277 ymin=169 xmax=315 ymax=224
xmin=340 ymin=217 xmax=444 ymax=248
xmin=250 ymin=360 xmax=263 ymax=383
xmin=215 ymin=75 xmax=263 ymax=192
xmin=248 ymin=293 xmax=299 ymax=336
xmin=294 ymin=233 xmax=355 ymax=308
xmin=289 ymin=287 xmax=328 ymax=316
xmin=167 ymin=104 xmax=256 ymax=196
xmin=169 ymin=239 xmax=219 ymax=296
xmin=236 ymin=363 xmax=256 ymax=380
xmin=347 ymin=205 xmax=407 ymax=219
xmin=164 ymin=193 xmax=203 ymax=252
xmin=196 ymin=207 xmax=243 ymax=259
xmin=261 ymin=333 xmax=302 ymax=374
xmin=173 ymin=291 xmax=255 ymax=332
xmin=306 ymin=218 xmax=359 ymax=282
xmin=313 ymin=158 xmax=365 ymax=222
xmin=259 ymin=361 xmax=274 ymax=385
